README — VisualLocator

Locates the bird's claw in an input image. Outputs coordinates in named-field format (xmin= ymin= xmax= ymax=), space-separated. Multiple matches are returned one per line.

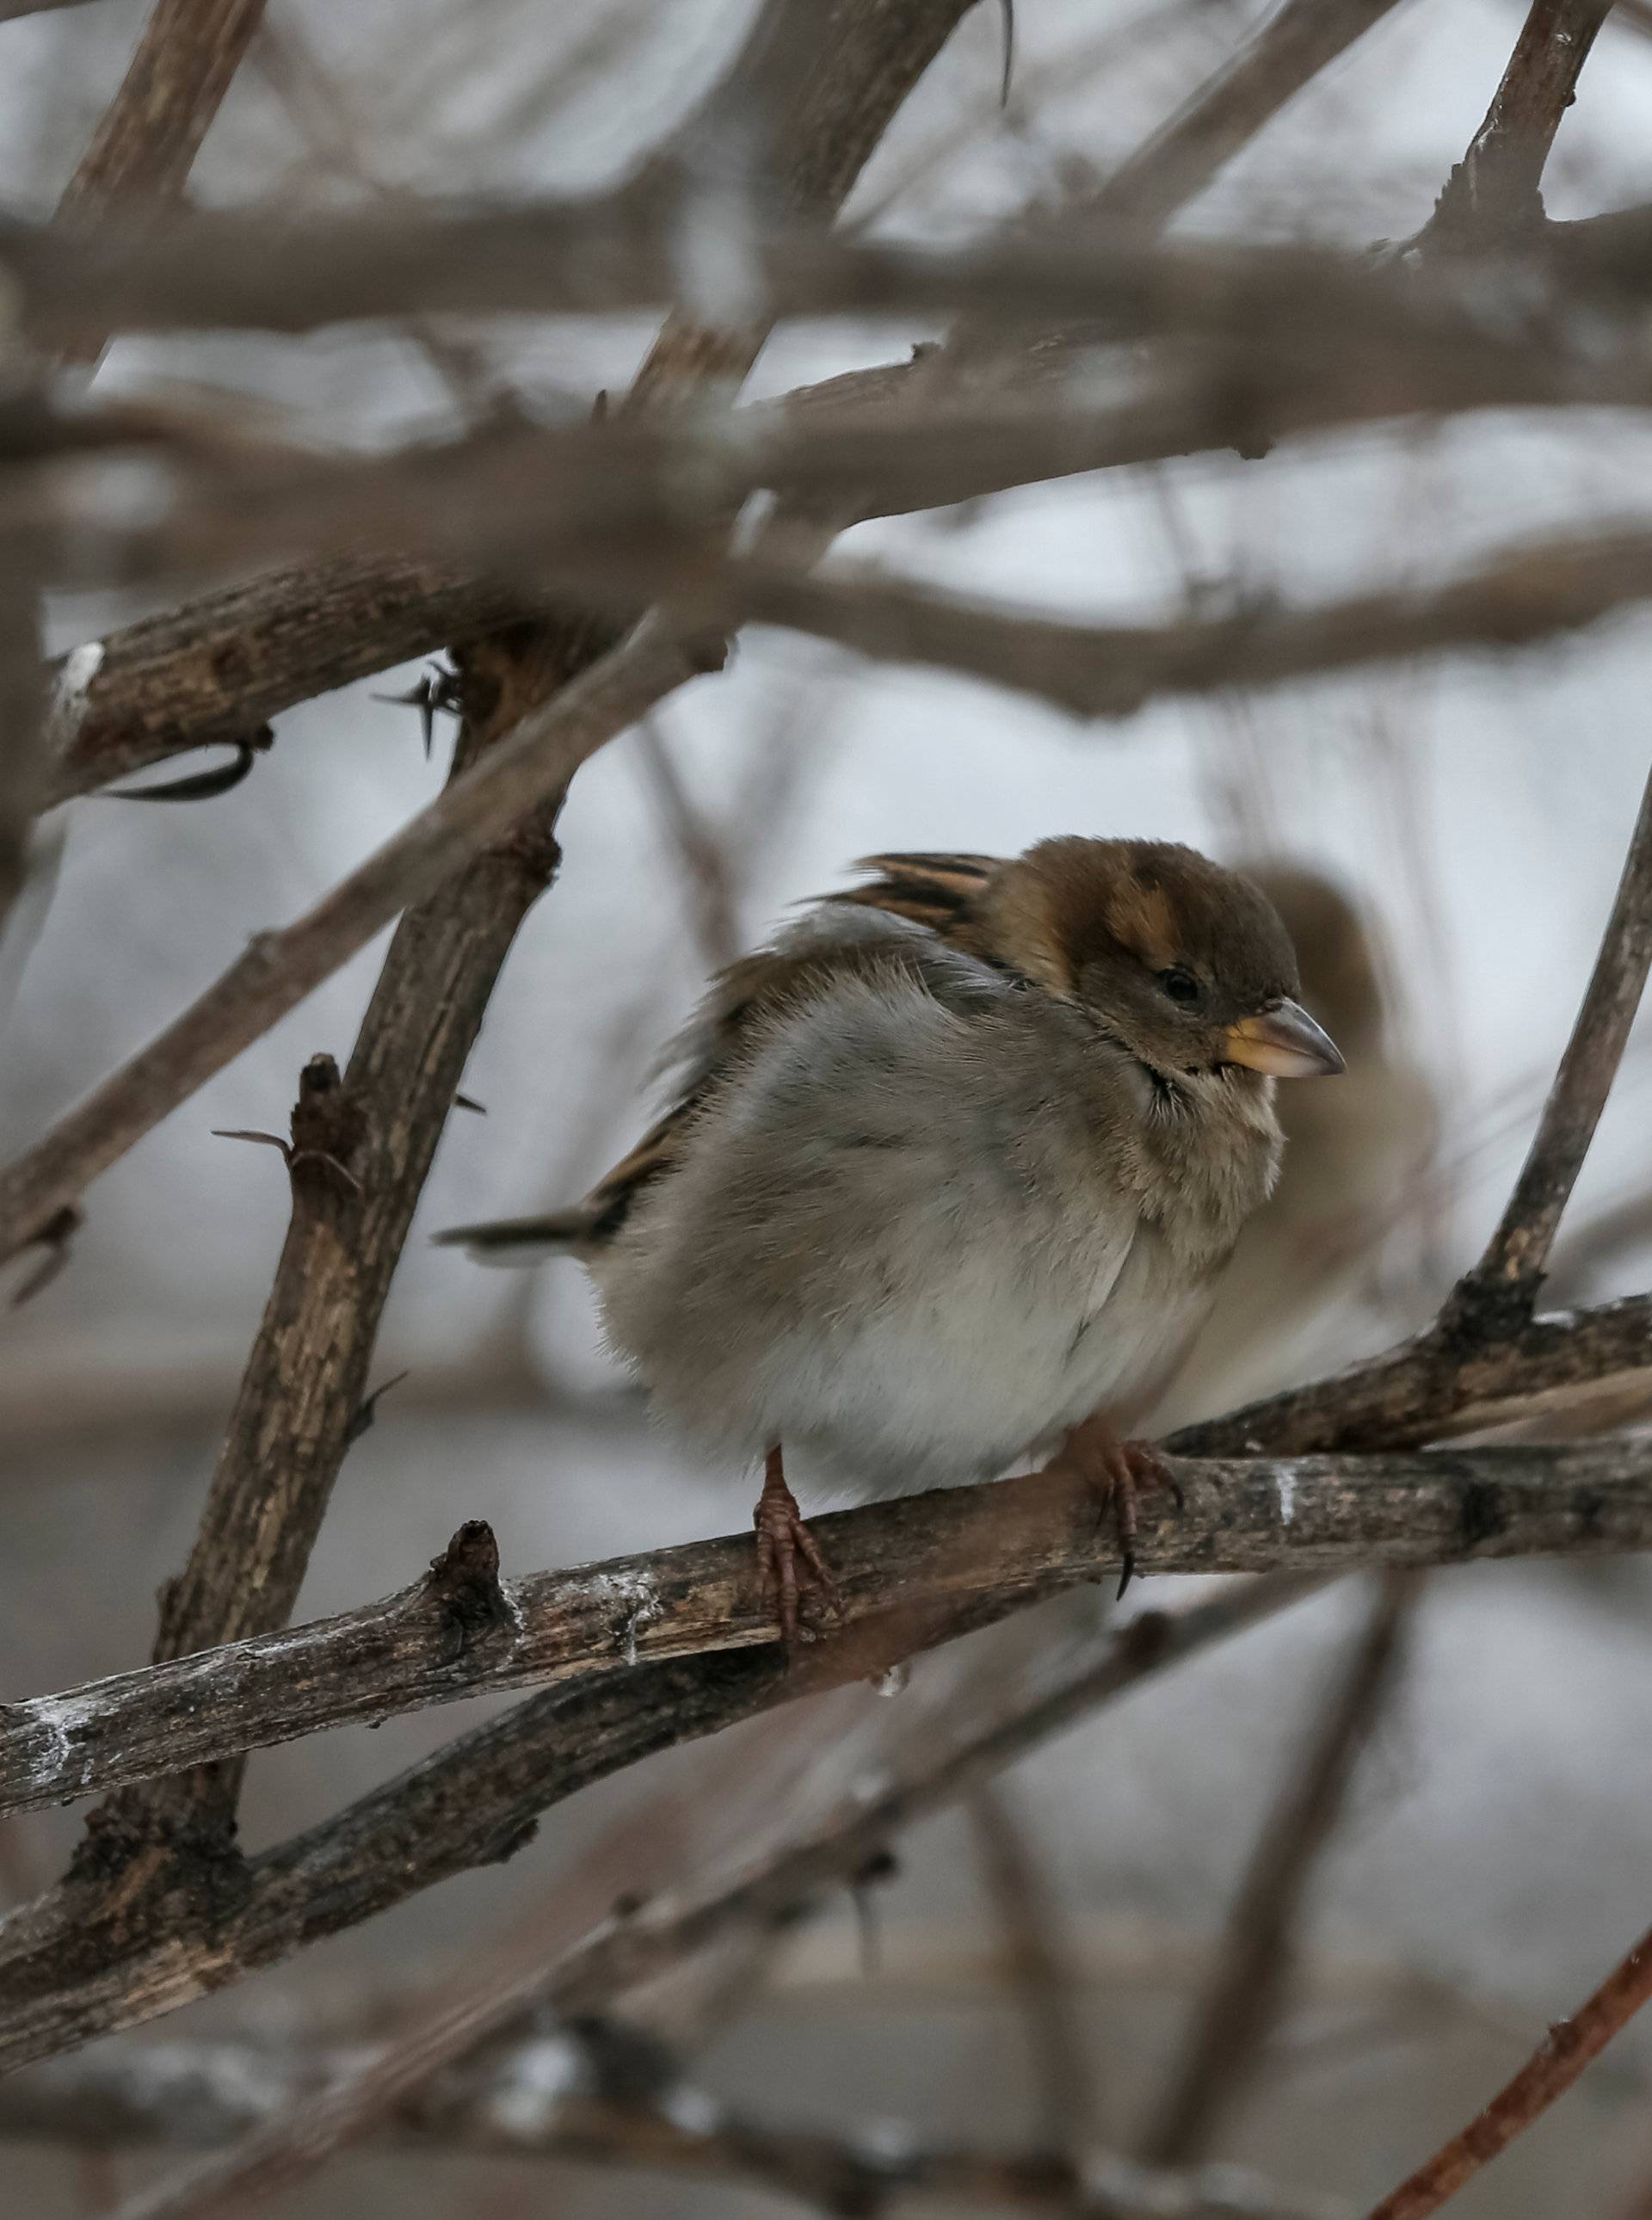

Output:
xmin=754 ymin=1473 xmax=841 ymax=1649
xmin=1049 ymin=1428 xmax=1180 ymax=1599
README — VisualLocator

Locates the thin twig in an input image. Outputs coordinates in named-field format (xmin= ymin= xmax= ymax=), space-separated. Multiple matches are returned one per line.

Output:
xmin=1140 ymin=1578 xmax=1413 ymax=2166
xmin=0 ymin=619 xmax=705 ymax=1265
xmin=1087 ymin=0 xmax=1409 ymax=231
xmin=1444 ymin=754 xmax=1652 ymax=1336
xmin=971 ymin=1783 xmax=1097 ymax=2161
xmin=1362 ymin=1922 xmax=1652 ymax=2220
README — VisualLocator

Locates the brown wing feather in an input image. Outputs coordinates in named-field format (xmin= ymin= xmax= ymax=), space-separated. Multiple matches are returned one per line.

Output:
xmin=583 ymin=854 xmax=1008 ymax=1243
xmin=826 ymin=850 xmax=1001 ymax=936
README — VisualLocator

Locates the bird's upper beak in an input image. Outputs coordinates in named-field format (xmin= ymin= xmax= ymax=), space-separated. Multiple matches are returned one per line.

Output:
xmin=1224 ymin=999 xmax=1345 ymax=1079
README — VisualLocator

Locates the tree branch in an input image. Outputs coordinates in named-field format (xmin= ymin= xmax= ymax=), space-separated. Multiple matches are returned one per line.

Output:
xmin=1167 ymin=1290 xmax=1652 ymax=1459
xmin=1443 ymin=754 xmax=1652 ymax=1336
xmin=1362 ymin=1921 xmax=1652 ymax=2219
xmin=44 ymin=555 xmax=526 ymax=807
xmin=732 ymin=525 xmax=1652 ymax=725
xmin=0 ymin=1437 xmax=1644 ymax=1823
xmin=1087 ymin=0 xmax=1408 ymax=231
xmin=0 ymin=2034 xmax=1344 ymax=2220
xmin=0 ymin=618 xmax=708 ymax=1266
xmin=12 ymin=181 xmax=1652 ymax=345
xmin=16 ymin=496 xmax=1652 ymax=1275
xmin=0 ymin=1570 xmax=1320 ymax=2074
xmin=971 ymin=1781 xmax=1096 ymax=2160
xmin=32 ymin=0 xmax=1427 ymax=805
xmin=54 ymin=0 xmax=267 ymax=221
xmin=1140 ymin=1577 xmax=1412 ymax=2166
xmin=1418 ymin=0 xmax=1611 ymax=253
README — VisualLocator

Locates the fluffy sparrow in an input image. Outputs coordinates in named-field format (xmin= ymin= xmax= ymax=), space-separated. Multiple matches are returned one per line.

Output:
xmin=1149 ymin=862 xmax=1436 ymax=1428
xmin=439 ymin=839 xmax=1344 ymax=1638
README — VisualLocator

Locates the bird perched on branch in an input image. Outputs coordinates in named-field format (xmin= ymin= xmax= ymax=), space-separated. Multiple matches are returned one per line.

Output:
xmin=438 ymin=839 xmax=1343 ymax=1641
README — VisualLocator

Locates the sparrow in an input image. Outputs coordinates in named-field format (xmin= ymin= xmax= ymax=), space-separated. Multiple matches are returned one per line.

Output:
xmin=438 ymin=839 xmax=1344 ymax=1640
xmin=1148 ymin=861 xmax=1437 ymax=1428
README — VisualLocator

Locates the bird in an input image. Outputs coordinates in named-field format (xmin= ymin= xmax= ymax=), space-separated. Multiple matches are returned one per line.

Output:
xmin=1146 ymin=861 xmax=1437 ymax=1429
xmin=437 ymin=838 xmax=1344 ymax=1642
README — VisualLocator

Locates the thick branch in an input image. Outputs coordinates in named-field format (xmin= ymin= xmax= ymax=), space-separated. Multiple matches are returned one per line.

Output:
xmin=1421 ymin=0 xmax=1611 ymax=252
xmin=0 ymin=1570 xmax=1317 ymax=2073
xmin=735 ymin=526 xmax=1652 ymax=723
xmin=45 ymin=556 xmax=525 ymax=806
xmin=55 ymin=0 xmax=268 ymax=220
xmin=18 ymin=502 xmax=1652 ymax=1273
xmin=1166 ymin=1292 xmax=1652 ymax=1458
xmin=0 ymin=619 xmax=707 ymax=1264
xmin=0 ymin=1439 xmax=1646 ymax=1822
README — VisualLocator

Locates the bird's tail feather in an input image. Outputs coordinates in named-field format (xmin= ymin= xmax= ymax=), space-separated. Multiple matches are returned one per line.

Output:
xmin=433 ymin=1209 xmax=597 ymax=1266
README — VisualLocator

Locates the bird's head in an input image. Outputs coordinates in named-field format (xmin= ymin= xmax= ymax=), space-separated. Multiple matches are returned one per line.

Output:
xmin=979 ymin=836 xmax=1345 ymax=1085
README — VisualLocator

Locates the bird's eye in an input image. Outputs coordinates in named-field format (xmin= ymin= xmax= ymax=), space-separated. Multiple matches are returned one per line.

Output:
xmin=1158 ymin=967 xmax=1201 ymax=1005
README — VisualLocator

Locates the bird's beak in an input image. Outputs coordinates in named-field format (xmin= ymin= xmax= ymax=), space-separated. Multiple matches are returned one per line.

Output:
xmin=1224 ymin=999 xmax=1345 ymax=1079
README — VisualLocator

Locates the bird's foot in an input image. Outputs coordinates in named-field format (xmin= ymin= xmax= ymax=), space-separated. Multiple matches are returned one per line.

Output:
xmin=754 ymin=1449 xmax=841 ymax=1648
xmin=1045 ymin=1417 xmax=1181 ymax=1600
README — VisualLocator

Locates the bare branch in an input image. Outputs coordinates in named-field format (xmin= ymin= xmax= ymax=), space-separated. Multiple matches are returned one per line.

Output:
xmin=1444 ymin=754 xmax=1652 ymax=1335
xmin=16 ymin=501 xmax=1652 ymax=1272
xmin=54 ymin=0 xmax=268 ymax=221
xmin=0 ymin=1570 xmax=1320 ymax=2074
xmin=10 ymin=182 xmax=1652 ymax=343
xmin=1419 ymin=0 xmax=1611 ymax=252
xmin=0 ymin=2035 xmax=1345 ymax=2220
xmin=0 ymin=1436 xmax=1646 ymax=1823
xmin=1089 ymin=0 xmax=1408 ymax=230
xmin=0 ymin=619 xmax=709 ymax=1264
xmin=0 ymin=564 xmax=44 ymax=935
xmin=1363 ymin=1921 xmax=1652 ymax=2219
xmin=971 ymin=1783 xmax=1097 ymax=2158
xmin=732 ymin=526 xmax=1652 ymax=725
xmin=44 ymin=556 xmax=525 ymax=805
xmin=1167 ymin=1291 xmax=1652 ymax=1459
xmin=1140 ymin=1578 xmax=1413 ymax=2166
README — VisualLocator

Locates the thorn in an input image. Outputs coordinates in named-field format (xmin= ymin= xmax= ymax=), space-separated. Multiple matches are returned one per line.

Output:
xmin=592 ymin=389 xmax=609 ymax=422
xmin=997 ymin=0 xmax=1015 ymax=106
xmin=346 ymin=1367 xmax=410 ymax=1446
xmin=105 ymin=731 xmax=272 ymax=803
xmin=214 ymin=1127 xmax=361 ymax=1196
xmin=213 ymin=1127 xmax=292 ymax=1160
xmin=453 ymin=1091 xmax=487 ymax=1115
xmin=9 ymin=1203 xmax=83 ymax=1307
xmin=372 ymin=664 xmax=461 ymax=758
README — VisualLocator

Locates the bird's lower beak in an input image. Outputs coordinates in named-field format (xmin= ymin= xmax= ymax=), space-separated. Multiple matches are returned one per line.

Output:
xmin=1224 ymin=999 xmax=1345 ymax=1079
